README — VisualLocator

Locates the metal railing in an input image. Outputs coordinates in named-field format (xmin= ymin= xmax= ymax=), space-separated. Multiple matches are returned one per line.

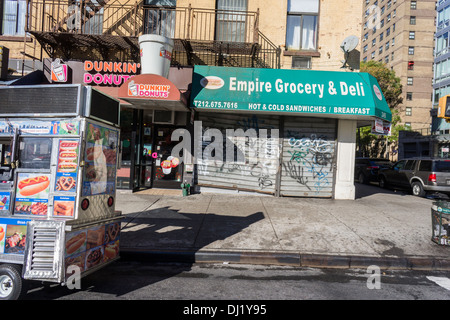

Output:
xmin=25 ymin=0 xmax=280 ymax=68
xmin=26 ymin=1 xmax=259 ymax=41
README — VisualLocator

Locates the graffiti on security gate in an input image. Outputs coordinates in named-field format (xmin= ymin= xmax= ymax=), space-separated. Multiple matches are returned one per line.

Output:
xmin=284 ymin=133 xmax=334 ymax=194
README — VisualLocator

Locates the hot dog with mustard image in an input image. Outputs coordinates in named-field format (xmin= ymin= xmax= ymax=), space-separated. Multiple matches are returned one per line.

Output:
xmin=18 ymin=176 xmax=50 ymax=196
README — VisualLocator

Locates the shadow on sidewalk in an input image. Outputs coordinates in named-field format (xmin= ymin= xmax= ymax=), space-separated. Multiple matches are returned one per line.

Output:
xmin=24 ymin=206 xmax=264 ymax=299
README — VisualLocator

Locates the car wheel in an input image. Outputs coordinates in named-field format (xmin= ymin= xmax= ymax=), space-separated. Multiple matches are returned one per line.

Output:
xmin=411 ymin=181 xmax=426 ymax=197
xmin=379 ymin=176 xmax=387 ymax=188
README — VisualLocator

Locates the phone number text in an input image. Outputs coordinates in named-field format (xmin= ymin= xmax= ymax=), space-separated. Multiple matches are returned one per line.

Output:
xmin=193 ymin=100 xmax=238 ymax=109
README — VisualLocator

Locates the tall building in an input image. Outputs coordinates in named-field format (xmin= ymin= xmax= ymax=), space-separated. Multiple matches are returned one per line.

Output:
xmin=361 ymin=0 xmax=436 ymax=131
xmin=432 ymin=0 xmax=450 ymax=136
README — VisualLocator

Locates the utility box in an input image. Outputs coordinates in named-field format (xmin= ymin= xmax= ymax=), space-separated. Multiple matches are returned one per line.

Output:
xmin=0 ymin=46 xmax=9 ymax=80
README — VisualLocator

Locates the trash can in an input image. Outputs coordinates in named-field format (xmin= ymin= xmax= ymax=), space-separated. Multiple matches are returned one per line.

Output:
xmin=181 ymin=181 xmax=190 ymax=197
xmin=431 ymin=201 xmax=450 ymax=245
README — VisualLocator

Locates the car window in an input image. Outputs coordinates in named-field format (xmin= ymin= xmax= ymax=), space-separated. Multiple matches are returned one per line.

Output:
xmin=419 ymin=160 xmax=432 ymax=171
xmin=404 ymin=160 xmax=415 ymax=170
xmin=394 ymin=160 xmax=406 ymax=170
xmin=433 ymin=160 xmax=450 ymax=172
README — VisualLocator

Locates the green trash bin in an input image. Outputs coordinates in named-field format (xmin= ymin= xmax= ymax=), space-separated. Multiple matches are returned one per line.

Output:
xmin=431 ymin=201 xmax=450 ymax=246
xmin=181 ymin=181 xmax=190 ymax=197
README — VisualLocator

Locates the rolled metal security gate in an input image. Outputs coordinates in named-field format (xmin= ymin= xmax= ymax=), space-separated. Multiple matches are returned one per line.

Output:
xmin=280 ymin=118 xmax=337 ymax=197
xmin=195 ymin=113 xmax=337 ymax=198
xmin=196 ymin=113 xmax=280 ymax=194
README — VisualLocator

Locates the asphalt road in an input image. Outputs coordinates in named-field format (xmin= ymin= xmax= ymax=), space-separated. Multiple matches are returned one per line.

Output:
xmin=23 ymin=260 xmax=450 ymax=301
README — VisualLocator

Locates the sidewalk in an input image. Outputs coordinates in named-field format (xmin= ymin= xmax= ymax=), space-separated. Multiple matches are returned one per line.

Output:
xmin=116 ymin=183 xmax=450 ymax=270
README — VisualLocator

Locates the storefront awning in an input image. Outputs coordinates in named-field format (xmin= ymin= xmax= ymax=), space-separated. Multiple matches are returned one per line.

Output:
xmin=118 ymin=74 xmax=189 ymax=111
xmin=190 ymin=66 xmax=392 ymax=122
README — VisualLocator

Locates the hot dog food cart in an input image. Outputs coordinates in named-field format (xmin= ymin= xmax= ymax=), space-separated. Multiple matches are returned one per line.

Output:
xmin=0 ymin=84 xmax=122 ymax=299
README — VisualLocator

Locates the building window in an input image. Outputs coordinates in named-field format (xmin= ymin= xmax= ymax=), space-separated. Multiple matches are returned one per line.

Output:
xmin=372 ymin=38 xmax=376 ymax=46
xmin=363 ymin=44 xmax=368 ymax=53
xmin=380 ymin=32 xmax=384 ymax=41
xmin=410 ymin=16 xmax=416 ymax=25
xmin=392 ymin=37 xmax=395 ymax=46
xmin=215 ymin=0 xmax=249 ymax=42
xmin=2 ymin=0 xmax=27 ymax=36
xmin=406 ymin=107 xmax=412 ymax=115
xmin=371 ymin=51 xmax=376 ymax=59
xmin=409 ymin=31 xmax=415 ymax=39
xmin=407 ymin=77 xmax=413 ymax=85
xmin=385 ymin=55 xmax=389 ymax=63
xmin=409 ymin=46 xmax=415 ymax=55
xmin=385 ymin=42 xmax=390 ymax=50
xmin=411 ymin=1 xmax=417 ymax=9
xmin=379 ymin=46 xmax=383 ymax=54
xmin=405 ymin=122 xmax=411 ymax=127
xmin=386 ymin=27 xmax=390 ymax=36
xmin=406 ymin=93 xmax=413 ymax=101
xmin=292 ymin=56 xmax=311 ymax=69
xmin=144 ymin=0 xmax=177 ymax=37
xmin=408 ymin=60 xmax=414 ymax=70
xmin=286 ymin=0 xmax=319 ymax=51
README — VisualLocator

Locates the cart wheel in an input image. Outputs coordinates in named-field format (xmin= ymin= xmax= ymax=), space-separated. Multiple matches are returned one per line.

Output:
xmin=0 ymin=264 xmax=26 ymax=300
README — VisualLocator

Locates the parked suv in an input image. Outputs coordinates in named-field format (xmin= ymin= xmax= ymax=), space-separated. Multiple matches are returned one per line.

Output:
xmin=378 ymin=158 xmax=450 ymax=197
xmin=355 ymin=157 xmax=393 ymax=184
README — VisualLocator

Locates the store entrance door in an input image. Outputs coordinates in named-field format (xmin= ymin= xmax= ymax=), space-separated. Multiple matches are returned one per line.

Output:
xmin=152 ymin=126 xmax=183 ymax=189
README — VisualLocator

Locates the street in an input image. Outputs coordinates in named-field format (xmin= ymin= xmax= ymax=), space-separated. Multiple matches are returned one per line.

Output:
xmin=23 ymin=260 xmax=450 ymax=301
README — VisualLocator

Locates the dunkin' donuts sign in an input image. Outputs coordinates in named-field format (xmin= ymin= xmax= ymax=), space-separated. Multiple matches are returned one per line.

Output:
xmin=83 ymin=60 xmax=140 ymax=86
xmin=128 ymin=80 xmax=170 ymax=98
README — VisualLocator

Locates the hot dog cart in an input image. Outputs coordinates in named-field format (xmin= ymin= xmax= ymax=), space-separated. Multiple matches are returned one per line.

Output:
xmin=0 ymin=84 xmax=122 ymax=299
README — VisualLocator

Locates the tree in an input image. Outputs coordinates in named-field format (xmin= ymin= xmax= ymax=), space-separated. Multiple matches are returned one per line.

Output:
xmin=358 ymin=61 xmax=407 ymax=159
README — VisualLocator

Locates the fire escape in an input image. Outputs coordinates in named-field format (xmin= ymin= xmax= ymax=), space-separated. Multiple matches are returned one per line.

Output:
xmin=24 ymin=0 xmax=281 ymax=69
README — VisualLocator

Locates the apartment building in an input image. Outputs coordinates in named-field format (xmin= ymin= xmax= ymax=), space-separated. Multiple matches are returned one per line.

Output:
xmin=361 ymin=0 xmax=436 ymax=131
xmin=433 ymin=0 xmax=450 ymax=134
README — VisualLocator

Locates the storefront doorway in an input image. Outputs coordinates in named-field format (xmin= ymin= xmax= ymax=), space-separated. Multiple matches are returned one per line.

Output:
xmin=117 ymin=108 xmax=184 ymax=191
xmin=152 ymin=125 xmax=184 ymax=189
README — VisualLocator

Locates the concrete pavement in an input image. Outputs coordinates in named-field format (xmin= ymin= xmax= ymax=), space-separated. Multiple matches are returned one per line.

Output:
xmin=116 ymin=183 xmax=450 ymax=270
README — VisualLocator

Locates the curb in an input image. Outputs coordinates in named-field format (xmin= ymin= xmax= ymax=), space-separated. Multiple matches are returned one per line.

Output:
xmin=120 ymin=248 xmax=450 ymax=271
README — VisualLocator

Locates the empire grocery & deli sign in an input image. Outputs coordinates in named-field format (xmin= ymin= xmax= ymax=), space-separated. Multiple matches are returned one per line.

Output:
xmin=191 ymin=66 xmax=392 ymax=121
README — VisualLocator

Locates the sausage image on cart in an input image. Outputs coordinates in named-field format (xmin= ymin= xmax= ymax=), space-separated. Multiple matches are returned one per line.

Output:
xmin=65 ymin=231 xmax=87 ymax=255
xmin=86 ymin=247 xmax=103 ymax=269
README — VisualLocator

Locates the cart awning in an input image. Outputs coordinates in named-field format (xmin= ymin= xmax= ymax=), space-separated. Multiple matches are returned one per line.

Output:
xmin=118 ymin=74 xmax=189 ymax=111
xmin=190 ymin=66 xmax=392 ymax=122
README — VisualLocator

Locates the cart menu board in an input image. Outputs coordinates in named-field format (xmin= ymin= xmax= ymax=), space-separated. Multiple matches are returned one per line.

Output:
xmin=0 ymin=217 xmax=30 ymax=255
xmin=82 ymin=123 xmax=118 ymax=196
xmin=64 ymin=221 xmax=120 ymax=279
xmin=14 ymin=173 xmax=51 ymax=216
xmin=53 ymin=139 xmax=79 ymax=218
